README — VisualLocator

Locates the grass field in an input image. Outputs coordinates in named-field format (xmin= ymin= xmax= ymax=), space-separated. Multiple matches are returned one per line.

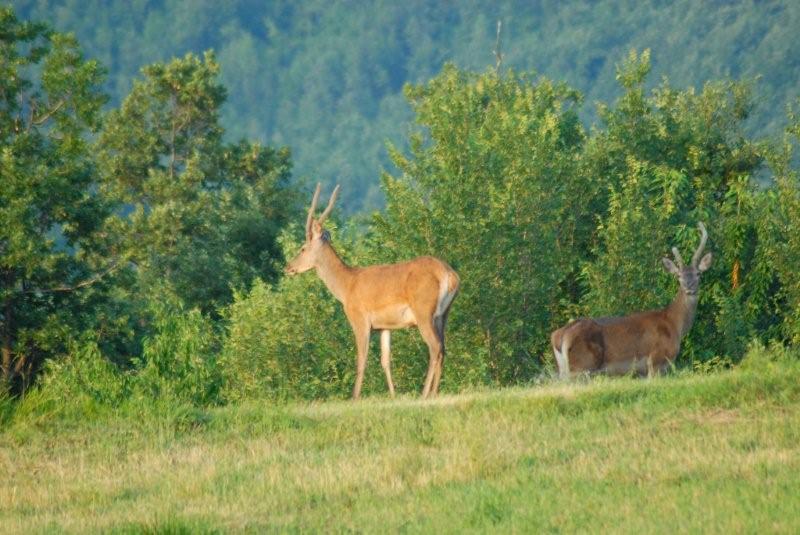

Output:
xmin=2 ymin=351 xmax=800 ymax=534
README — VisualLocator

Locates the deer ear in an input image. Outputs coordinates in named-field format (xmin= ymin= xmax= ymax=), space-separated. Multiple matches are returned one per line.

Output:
xmin=662 ymin=257 xmax=679 ymax=275
xmin=698 ymin=252 xmax=713 ymax=272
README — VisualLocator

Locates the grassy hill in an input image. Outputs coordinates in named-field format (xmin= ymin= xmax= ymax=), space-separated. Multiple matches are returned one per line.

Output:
xmin=11 ymin=0 xmax=800 ymax=212
xmin=2 ymin=349 xmax=799 ymax=533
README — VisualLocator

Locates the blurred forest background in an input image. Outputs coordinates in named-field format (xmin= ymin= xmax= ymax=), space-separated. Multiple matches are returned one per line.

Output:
xmin=12 ymin=0 xmax=800 ymax=211
xmin=2 ymin=2 xmax=800 ymax=415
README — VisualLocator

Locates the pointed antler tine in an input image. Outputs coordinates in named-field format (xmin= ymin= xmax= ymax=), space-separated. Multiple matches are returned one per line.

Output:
xmin=691 ymin=221 xmax=708 ymax=267
xmin=305 ymin=183 xmax=322 ymax=239
xmin=317 ymin=184 xmax=340 ymax=225
xmin=671 ymin=247 xmax=685 ymax=268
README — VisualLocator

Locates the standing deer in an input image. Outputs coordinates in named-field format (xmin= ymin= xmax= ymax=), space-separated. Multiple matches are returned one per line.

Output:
xmin=285 ymin=184 xmax=460 ymax=399
xmin=551 ymin=222 xmax=712 ymax=378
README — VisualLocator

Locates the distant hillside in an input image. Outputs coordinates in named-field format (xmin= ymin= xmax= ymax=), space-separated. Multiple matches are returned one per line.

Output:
xmin=13 ymin=0 xmax=800 ymax=211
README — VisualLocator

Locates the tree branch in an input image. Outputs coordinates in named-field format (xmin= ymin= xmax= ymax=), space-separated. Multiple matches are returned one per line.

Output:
xmin=20 ymin=259 xmax=123 ymax=295
xmin=493 ymin=20 xmax=504 ymax=72
xmin=32 ymin=98 xmax=67 ymax=126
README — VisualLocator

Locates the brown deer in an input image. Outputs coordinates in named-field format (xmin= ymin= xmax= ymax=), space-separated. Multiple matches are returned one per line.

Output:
xmin=550 ymin=222 xmax=712 ymax=378
xmin=285 ymin=184 xmax=460 ymax=399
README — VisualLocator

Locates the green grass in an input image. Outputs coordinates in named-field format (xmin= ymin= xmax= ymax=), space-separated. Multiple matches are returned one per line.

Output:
xmin=2 ymin=356 xmax=800 ymax=533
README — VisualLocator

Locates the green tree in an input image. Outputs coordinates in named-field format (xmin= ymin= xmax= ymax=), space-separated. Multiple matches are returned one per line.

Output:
xmin=0 ymin=7 xmax=108 ymax=391
xmin=580 ymin=50 xmax=775 ymax=362
xmin=764 ymin=101 xmax=800 ymax=344
xmin=97 ymin=51 xmax=296 ymax=316
xmin=375 ymin=65 xmax=584 ymax=383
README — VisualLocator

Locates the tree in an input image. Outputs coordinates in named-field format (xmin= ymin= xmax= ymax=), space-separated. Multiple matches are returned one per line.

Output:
xmin=375 ymin=64 xmax=585 ymax=383
xmin=96 ymin=51 xmax=296 ymax=316
xmin=764 ymin=101 xmax=800 ymax=345
xmin=581 ymin=50 xmax=775 ymax=362
xmin=0 ymin=7 xmax=108 ymax=391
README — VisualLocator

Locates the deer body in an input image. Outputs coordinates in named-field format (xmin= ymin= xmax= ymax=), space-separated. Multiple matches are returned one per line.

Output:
xmin=286 ymin=184 xmax=459 ymax=399
xmin=551 ymin=223 xmax=711 ymax=377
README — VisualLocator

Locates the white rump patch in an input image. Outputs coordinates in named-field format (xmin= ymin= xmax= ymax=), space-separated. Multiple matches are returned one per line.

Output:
xmin=435 ymin=273 xmax=456 ymax=318
xmin=557 ymin=336 xmax=571 ymax=378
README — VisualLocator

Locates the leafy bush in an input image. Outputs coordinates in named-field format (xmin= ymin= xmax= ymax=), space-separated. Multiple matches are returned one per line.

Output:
xmin=376 ymin=64 xmax=584 ymax=384
xmin=131 ymin=304 xmax=223 ymax=406
xmin=10 ymin=304 xmax=222 ymax=425
xmin=220 ymin=226 xmax=491 ymax=400
xmin=738 ymin=339 xmax=799 ymax=373
xmin=13 ymin=337 xmax=128 ymax=423
xmin=763 ymin=102 xmax=800 ymax=345
xmin=221 ymin=229 xmax=379 ymax=401
xmin=581 ymin=160 xmax=686 ymax=317
xmin=220 ymin=275 xmax=353 ymax=401
xmin=566 ymin=51 xmax=775 ymax=364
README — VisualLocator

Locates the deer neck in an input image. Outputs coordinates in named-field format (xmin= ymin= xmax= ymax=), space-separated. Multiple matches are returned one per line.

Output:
xmin=666 ymin=288 xmax=699 ymax=339
xmin=314 ymin=243 xmax=354 ymax=303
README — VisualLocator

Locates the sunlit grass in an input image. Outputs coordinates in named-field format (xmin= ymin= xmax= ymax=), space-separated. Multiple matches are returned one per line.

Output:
xmin=2 ymin=358 xmax=799 ymax=533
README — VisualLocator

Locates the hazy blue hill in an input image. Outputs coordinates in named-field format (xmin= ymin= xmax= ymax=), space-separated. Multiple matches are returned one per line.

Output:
xmin=13 ymin=0 xmax=800 ymax=211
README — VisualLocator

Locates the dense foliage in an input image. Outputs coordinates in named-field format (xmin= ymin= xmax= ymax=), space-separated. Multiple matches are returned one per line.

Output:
xmin=1 ymin=7 xmax=799 ymax=410
xmin=11 ymin=0 xmax=800 ymax=212
xmin=375 ymin=66 xmax=584 ymax=383
xmin=0 ymin=8 xmax=296 ymax=396
xmin=96 ymin=51 xmax=296 ymax=316
xmin=0 ymin=8 xmax=107 ymax=391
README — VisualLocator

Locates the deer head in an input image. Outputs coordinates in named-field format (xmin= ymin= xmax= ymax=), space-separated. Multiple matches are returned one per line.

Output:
xmin=661 ymin=222 xmax=713 ymax=296
xmin=285 ymin=183 xmax=339 ymax=275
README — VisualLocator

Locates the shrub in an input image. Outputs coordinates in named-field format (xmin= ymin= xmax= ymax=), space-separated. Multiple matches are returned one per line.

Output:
xmin=131 ymin=304 xmax=223 ymax=406
xmin=738 ymin=339 xmax=799 ymax=373
xmin=376 ymin=64 xmax=584 ymax=383
xmin=13 ymin=337 xmax=128 ymax=423
xmin=763 ymin=101 xmax=800 ymax=345
xmin=220 ymin=226 xmax=490 ymax=400
xmin=578 ymin=51 xmax=775 ymax=365
xmin=220 ymin=227 xmax=361 ymax=401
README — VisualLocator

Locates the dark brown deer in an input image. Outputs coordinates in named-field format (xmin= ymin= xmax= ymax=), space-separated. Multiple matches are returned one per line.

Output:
xmin=285 ymin=184 xmax=460 ymax=399
xmin=551 ymin=222 xmax=712 ymax=377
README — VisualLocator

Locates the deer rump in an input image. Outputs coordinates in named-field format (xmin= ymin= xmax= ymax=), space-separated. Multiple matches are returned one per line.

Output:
xmin=552 ymin=312 xmax=680 ymax=377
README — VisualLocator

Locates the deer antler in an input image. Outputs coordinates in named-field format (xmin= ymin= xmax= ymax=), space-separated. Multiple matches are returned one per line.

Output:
xmin=691 ymin=222 xmax=708 ymax=267
xmin=671 ymin=247 xmax=685 ymax=268
xmin=317 ymin=184 xmax=340 ymax=225
xmin=306 ymin=183 xmax=322 ymax=239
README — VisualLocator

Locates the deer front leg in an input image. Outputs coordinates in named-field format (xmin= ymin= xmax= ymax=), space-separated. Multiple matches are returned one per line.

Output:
xmin=348 ymin=313 xmax=371 ymax=400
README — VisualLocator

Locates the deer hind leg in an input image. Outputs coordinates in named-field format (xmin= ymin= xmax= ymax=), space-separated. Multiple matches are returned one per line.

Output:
xmin=380 ymin=329 xmax=396 ymax=397
xmin=418 ymin=318 xmax=443 ymax=399
xmin=646 ymin=354 xmax=670 ymax=378
xmin=430 ymin=275 xmax=457 ymax=396
xmin=431 ymin=310 xmax=449 ymax=395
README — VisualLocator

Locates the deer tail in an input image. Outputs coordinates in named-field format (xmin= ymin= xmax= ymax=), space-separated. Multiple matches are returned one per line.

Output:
xmin=557 ymin=329 xmax=572 ymax=379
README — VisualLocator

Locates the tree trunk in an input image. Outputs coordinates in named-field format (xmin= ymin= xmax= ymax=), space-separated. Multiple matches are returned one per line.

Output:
xmin=1 ymin=300 xmax=12 ymax=384
xmin=1 ymin=266 xmax=15 ymax=384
